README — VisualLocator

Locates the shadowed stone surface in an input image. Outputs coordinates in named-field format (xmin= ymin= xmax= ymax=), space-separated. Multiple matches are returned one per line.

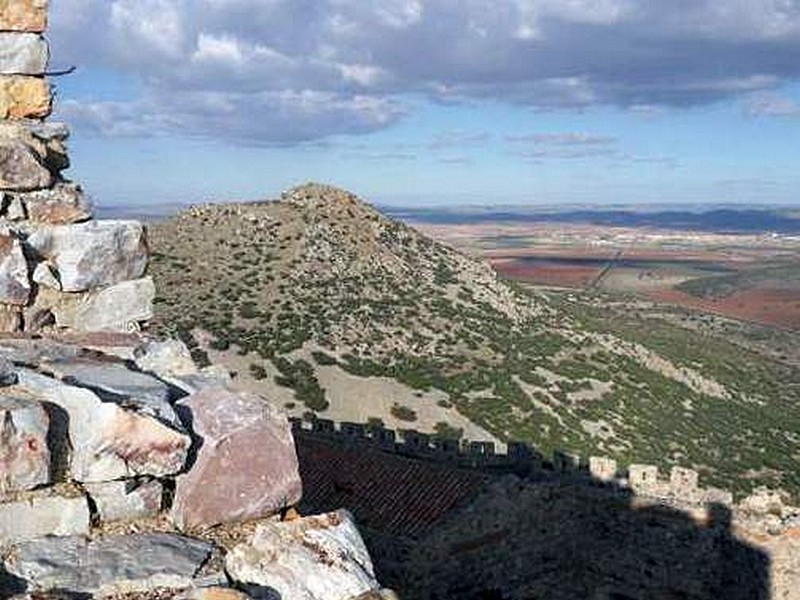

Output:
xmin=5 ymin=532 xmax=217 ymax=594
xmin=0 ymin=138 xmax=50 ymax=191
xmin=0 ymin=34 xmax=47 ymax=75
xmin=16 ymin=369 xmax=189 ymax=482
xmin=0 ymin=494 xmax=89 ymax=544
xmin=0 ymin=76 xmax=50 ymax=119
xmin=0 ymin=395 xmax=49 ymax=492
xmin=170 ymin=386 xmax=302 ymax=530
xmin=84 ymin=479 xmax=163 ymax=523
xmin=0 ymin=225 xmax=29 ymax=304
xmin=226 ymin=510 xmax=379 ymax=600
xmin=0 ymin=1 xmax=48 ymax=32
xmin=26 ymin=220 xmax=148 ymax=292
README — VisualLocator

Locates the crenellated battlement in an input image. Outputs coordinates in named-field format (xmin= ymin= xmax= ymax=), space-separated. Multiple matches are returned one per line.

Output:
xmin=290 ymin=416 xmax=789 ymax=513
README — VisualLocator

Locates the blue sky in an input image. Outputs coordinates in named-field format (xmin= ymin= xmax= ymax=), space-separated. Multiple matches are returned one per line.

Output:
xmin=49 ymin=1 xmax=800 ymax=208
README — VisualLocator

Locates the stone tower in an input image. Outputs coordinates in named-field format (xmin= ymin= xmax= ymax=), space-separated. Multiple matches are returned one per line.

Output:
xmin=0 ymin=0 xmax=153 ymax=333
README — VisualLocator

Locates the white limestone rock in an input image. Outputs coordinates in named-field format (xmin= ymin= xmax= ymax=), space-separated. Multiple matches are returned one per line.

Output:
xmin=226 ymin=510 xmax=380 ymax=600
xmin=0 ymin=494 xmax=90 ymax=545
xmin=16 ymin=369 xmax=189 ymax=482
xmin=134 ymin=339 xmax=198 ymax=379
xmin=84 ymin=479 xmax=163 ymax=523
xmin=52 ymin=277 xmax=155 ymax=332
xmin=25 ymin=220 xmax=148 ymax=292
xmin=39 ymin=357 xmax=181 ymax=429
xmin=0 ymin=33 xmax=48 ymax=75
xmin=5 ymin=533 xmax=218 ymax=594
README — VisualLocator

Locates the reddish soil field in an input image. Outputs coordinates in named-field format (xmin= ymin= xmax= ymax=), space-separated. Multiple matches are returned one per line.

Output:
xmin=491 ymin=258 xmax=600 ymax=288
xmin=649 ymin=288 xmax=800 ymax=331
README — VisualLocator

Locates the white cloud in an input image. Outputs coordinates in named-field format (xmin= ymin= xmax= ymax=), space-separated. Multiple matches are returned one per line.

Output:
xmin=49 ymin=0 xmax=800 ymax=144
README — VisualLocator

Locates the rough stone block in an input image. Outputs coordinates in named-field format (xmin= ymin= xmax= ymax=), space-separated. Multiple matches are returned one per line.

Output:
xmin=0 ymin=33 xmax=47 ymax=75
xmin=5 ymin=533 xmax=217 ymax=594
xmin=0 ymin=75 xmax=49 ymax=118
xmin=0 ymin=494 xmax=90 ymax=544
xmin=0 ymin=138 xmax=51 ymax=191
xmin=588 ymin=456 xmax=617 ymax=482
xmin=0 ymin=120 xmax=69 ymax=176
xmin=16 ymin=369 xmax=190 ymax=483
xmin=85 ymin=480 xmax=163 ymax=523
xmin=0 ymin=1 xmax=48 ymax=33
xmin=0 ymin=225 xmax=30 ymax=305
xmin=17 ymin=182 xmax=91 ymax=224
xmin=26 ymin=220 xmax=148 ymax=292
xmin=0 ymin=395 xmax=49 ymax=493
xmin=51 ymin=277 xmax=155 ymax=332
xmin=226 ymin=510 xmax=380 ymax=600
xmin=628 ymin=464 xmax=659 ymax=493
xmin=669 ymin=466 xmax=699 ymax=497
xmin=170 ymin=386 xmax=302 ymax=530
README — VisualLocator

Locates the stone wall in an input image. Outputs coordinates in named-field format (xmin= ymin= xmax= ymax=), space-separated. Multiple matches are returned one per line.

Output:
xmin=291 ymin=417 xmax=791 ymax=513
xmin=0 ymin=0 xmax=153 ymax=334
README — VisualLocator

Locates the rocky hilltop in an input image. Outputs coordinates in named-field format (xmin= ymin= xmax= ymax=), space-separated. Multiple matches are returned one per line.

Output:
xmin=150 ymin=184 xmax=800 ymax=498
xmin=0 ymin=4 xmax=392 ymax=598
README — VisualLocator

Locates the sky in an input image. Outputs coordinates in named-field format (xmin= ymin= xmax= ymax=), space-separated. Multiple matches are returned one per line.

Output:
xmin=48 ymin=0 xmax=800 ymax=208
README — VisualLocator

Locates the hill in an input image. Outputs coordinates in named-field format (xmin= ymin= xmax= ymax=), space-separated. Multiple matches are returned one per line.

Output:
xmin=148 ymin=184 xmax=800 ymax=497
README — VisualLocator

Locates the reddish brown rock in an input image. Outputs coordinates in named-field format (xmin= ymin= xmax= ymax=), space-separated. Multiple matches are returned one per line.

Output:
xmin=0 ymin=75 xmax=50 ymax=119
xmin=19 ymin=182 xmax=92 ymax=224
xmin=170 ymin=386 xmax=302 ymax=530
xmin=0 ymin=1 xmax=48 ymax=33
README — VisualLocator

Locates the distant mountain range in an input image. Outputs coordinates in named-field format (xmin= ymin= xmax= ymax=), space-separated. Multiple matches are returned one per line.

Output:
xmin=385 ymin=206 xmax=800 ymax=234
xmin=101 ymin=201 xmax=800 ymax=235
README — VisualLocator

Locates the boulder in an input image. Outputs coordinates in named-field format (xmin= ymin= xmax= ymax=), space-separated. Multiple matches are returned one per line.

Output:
xmin=5 ymin=533 xmax=218 ymax=594
xmin=0 ymin=395 xmax=50 ymax=493
xmin=25 ymin=220 xmax=148 ymax=292
xmin=84 ymin=479 xmax=163 ymax=523
xmin=0 ymin=494 xmax=90 ymax=544
xmin=0 ymin=225 xmax=29 ymax=305
xmin=134 ymin=339 xmax=199 ymax=379
xmin=0 ymin=120 xmax=69 ymax=173
xmin=0 ymin=1 xmax=48 ymax=33
xmin=170 ymin=386 xmax=302 ymax=530
xmin=39 ymin=357 xmax=181 ymax=429
xmin=226 ymin=510 xmax=380 ymax=600
xmin=0 ymin=75 xmax=50 ymax=119
xmin=0 ymin=138 xmax=51 ymax=190
xmin=18 ymin=182 xmax=91 ymax=224
xmin=16 ymin=369 xmax=190 ymax=482
xmin=0 ymin=336 xmax=80 ymax=365
xmin=51 ymin=276 xmax=155 ymax=332
xmin=0 ymin=34 xmax=48 ymax=75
